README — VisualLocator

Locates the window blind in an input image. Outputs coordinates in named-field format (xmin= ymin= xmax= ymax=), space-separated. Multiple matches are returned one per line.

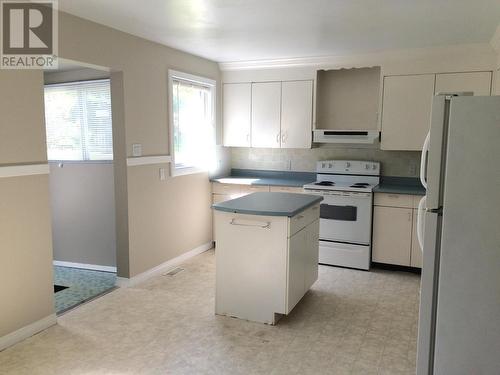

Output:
xmin=44 ymin=79 xmax=113 ymax=161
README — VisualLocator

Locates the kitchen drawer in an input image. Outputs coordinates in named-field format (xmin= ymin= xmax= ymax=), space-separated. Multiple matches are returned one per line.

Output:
xmin=240 ymin=185 xmax=270 ymax=194
xmin=212 ymin=182 xmax=244 ymax=195
xmin=212 ymin=194 xmax=232 ymax=204
xmin=270 ymin=186 xmax=304 ymax=193
xmin=289 ymin=203 xmax=320 ymax=237
xmin=374 ymin=193 xmax=414 ymax=208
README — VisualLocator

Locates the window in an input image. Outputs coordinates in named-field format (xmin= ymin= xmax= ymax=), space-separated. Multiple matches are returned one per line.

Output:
xmin=44 ymin=79 xmax=113 ymax=161
xmin=169 ymin=70 xmax=216 ymax=176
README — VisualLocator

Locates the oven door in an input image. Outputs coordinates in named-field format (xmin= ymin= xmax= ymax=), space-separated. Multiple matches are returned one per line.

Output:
xmin=316 ymin=191 xmax=373 ymax=244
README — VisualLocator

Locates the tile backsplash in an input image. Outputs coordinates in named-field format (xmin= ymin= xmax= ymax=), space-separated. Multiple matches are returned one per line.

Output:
xmin=231 ymin=146 xmax=421 ymax=177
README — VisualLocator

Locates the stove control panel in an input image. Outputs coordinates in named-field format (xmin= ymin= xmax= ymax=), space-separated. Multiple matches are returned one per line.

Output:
xmin=317 ymin=160 xmax=380 ymax=175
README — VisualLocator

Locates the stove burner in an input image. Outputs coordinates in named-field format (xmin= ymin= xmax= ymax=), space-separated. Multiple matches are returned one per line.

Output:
xmin=350 ymin=183 xmax=370 ymax=188
xmin=315 ymin=181 xmax=335 ymax=186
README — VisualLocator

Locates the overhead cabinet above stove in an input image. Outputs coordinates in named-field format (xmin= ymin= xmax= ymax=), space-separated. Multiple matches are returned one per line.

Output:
xmin=314 ymin=66 xmax=381 ymax=144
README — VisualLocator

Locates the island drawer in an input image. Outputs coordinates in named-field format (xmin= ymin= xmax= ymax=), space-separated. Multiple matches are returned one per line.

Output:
xmin=212 ymin=182 xmax=244 ymax=195
xmin=289 ymin=203 xmax=320 ymax=237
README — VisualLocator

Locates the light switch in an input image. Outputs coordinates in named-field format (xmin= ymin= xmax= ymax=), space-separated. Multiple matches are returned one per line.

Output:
xmin=132 ymin=143 xmax=142 ymax=157
xmin=159 ymin=168 xmax=167 ymax=181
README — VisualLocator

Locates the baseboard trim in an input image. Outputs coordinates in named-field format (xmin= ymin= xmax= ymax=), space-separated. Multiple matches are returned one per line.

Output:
xmin=116 ymin=241 xmax=213 ymax=288
xmin=53 ymin=260 xmax=117 ymax=273
xmin=0 ymin=314 xmax=56 ymax=352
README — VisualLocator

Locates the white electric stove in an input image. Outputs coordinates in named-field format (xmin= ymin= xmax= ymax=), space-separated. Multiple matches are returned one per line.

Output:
xmin=303 ymin=160 xmax=380 ymax=270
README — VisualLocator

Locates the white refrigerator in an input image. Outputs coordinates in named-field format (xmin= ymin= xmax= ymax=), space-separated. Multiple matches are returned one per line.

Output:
xmin=416 ymin=94 xmax=500 ymax=374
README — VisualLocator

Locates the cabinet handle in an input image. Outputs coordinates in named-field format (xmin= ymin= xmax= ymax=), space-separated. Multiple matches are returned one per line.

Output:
xmin=230 ymin=218 xmax=270 ymax=229
xmin=281 ymin=133 xmax=286 ymax=144
xmin=276 ymin=132 xmax=280 ymax=143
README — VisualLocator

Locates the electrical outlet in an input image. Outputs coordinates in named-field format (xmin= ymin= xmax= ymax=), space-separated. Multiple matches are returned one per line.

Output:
xmin=132 ymin=143 xmax=142 ymax=157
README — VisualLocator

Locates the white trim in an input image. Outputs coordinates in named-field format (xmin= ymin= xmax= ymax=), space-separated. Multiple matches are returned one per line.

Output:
xmin=126 ymin=155 xmax=172 ymax=167
xmin=116 ymin=241 xmax=213 ymax=288
xmin=0 ymin=314 xmax=56 ymax=351
xmin=219 ymin=42 xmax=496 ymax=71
xmin=53 ymin=260 xmax=117 ymax=273
xmin=0 ymin=164 xmax=49 ymax=178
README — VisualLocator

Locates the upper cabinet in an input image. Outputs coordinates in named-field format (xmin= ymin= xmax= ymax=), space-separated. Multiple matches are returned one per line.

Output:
xmin=434 ymin=72 xmax=492 ymax=96
xmin=281 ymin=81 xmax=313 ymax=148
xmin=251 ymin=82 xmax=282 ymax=148
xmin=223 ymin=80 xmax=314 ymax=149
xmin=223 ymin=83 xmax=251 ymax=147
xmin=316 ymin=67 xmax=381 ymax=130
xmin=381 ymin=74 xmax=435 ymax=151
xmin=380 ymin=71 xmax=493 ymax=151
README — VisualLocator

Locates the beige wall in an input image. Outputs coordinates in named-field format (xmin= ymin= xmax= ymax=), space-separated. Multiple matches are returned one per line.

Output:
xmin=127 ymin=167 xmax=212 ymax=276
xmin=56 ymin=11 xmax=220 ymax=278
xmin=1 ymin=10 xmax=220 ymax=341
xmin=0 ymin=71 xmax=47 ymax=164
xmin=0 ymin=175 xmax=54 ymax=337
xmin=0 ymin=67 xmax=54 ymax=339
xmin=49 ymin=162 xmax=117 ymax=267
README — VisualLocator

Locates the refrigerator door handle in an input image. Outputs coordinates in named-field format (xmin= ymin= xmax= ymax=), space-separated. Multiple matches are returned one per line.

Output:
xmin=417 ymin=196 xmax=427 ymax=252
xmin=420 ymin=132 xmax=430 ymax=189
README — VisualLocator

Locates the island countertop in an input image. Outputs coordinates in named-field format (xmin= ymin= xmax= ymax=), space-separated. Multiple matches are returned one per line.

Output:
xmin=212 ymin=192 xmax=323 ymax=217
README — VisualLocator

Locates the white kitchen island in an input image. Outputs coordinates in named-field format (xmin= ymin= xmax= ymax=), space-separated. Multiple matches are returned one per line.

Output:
xmin=212 ymin=192 xmax=323 ymax=325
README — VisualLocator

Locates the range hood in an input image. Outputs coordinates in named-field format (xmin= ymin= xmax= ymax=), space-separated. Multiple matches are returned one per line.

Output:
xmin=313 ymin=130 xmax=379 ymax=144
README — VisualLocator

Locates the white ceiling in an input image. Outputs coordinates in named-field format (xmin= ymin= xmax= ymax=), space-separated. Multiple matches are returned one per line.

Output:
xmin=59 ymin=0 xmax=500 ymax=63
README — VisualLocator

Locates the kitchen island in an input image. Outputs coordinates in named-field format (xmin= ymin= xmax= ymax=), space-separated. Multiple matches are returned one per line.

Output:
xmin=212 ymin=192 xmax=323 ymax=325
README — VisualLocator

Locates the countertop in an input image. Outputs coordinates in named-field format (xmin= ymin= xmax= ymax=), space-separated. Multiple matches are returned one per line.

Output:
xmin=212 ymin=192 xmax=323 ymax=217
xmin=211 ymin=169 xmax=316 ymax=188
xmin=374 ymin=177 xmax=426 ymax=196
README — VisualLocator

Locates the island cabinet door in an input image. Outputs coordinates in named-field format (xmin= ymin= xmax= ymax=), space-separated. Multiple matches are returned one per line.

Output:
xmin=287 ymin=228 xmax=307 ymax=313
xmin=215 ymin=211 xmax=289 ymax=324
xmin=304 ymin=220 xmax=320 ymax=291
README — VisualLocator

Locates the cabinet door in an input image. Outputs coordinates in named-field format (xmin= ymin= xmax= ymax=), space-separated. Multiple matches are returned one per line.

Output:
xmin=223 ymin=83 xmax=251 ymax=147
xmin=304 ymin=220 xmax=319 ymax=291
xmin=281 ymin=80 xmax=313 ymax=148
xmin=381 ymin=74 xmax=435 ymax=150
xmin=435 ymin=72 xmax=492 ymax=96
xmin=287 ymin=228 xmax=306 ymax=313
xmin=372 ymin=206 xmax=412 ymax=266
xmin=251 ymin=82 xmax=281 ymax=148
xmin=411 ymin=209 xmax=423 ymax=268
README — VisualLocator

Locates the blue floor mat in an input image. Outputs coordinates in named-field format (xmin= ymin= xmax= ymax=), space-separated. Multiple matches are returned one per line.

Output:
xmin=53 ymin=266 xmax=116 ymax=314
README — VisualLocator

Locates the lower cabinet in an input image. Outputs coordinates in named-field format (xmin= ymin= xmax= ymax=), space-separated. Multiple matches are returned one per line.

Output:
xmin=372 ymin=206 xmax=412 ymax=266
xmin=372 ymin=193 xmax=423 ymax=268
xmin=214 ymin=205 xmax=320 ymax=324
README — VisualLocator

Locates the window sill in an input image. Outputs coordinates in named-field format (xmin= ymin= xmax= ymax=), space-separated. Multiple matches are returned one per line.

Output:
xmin=171 ymin=166 xmax=207 ymax=177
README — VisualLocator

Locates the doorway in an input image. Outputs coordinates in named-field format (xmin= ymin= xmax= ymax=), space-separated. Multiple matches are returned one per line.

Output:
xmin=43 ymin=60 xmax=117 ymax=314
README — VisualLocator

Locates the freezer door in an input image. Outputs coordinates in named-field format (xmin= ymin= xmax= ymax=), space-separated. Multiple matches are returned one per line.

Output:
xmin=425 ymin=95 xmax=447 ymax=210
xmin=416 ymin=211 xmax=441 ymax=375
xmin=433 ymin=96 xmax=500 ymax=374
